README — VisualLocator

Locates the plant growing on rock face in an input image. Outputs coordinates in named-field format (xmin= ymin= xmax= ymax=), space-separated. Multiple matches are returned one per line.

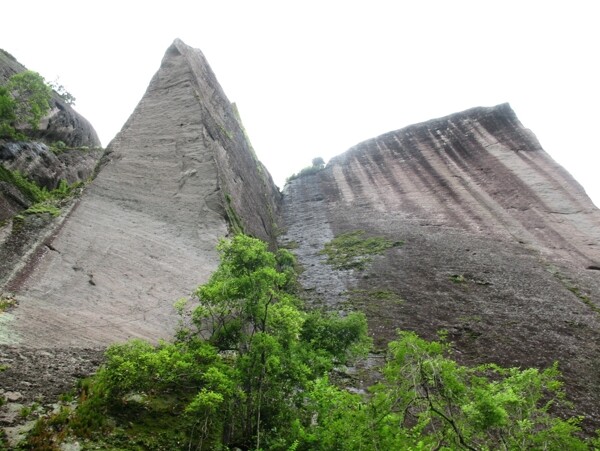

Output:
xmin=37 ymin=235 xmax=597 ymax=449
xmin=286 ymin=157 xmax=327 ymax=183
xmin=1 ymin=71 xmax=52 ymax=135
xmin=320 ymin=230 xmax=403 ymax=270
xmin=312 ymin=157 xmax=325 ymax=168
xmin=49 ymin=79 xmax=76 ymax=105
xmin=0 ymin=85 xmax=17 ymax=138
xmin=65 ymin=234 xmax=370 ymax=450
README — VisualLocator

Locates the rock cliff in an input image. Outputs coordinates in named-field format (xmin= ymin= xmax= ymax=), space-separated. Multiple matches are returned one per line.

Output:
xmin=280 ymin=103 xmax=600 ymax=430
xmin=1 ymin=39 xmax=278 ymax=350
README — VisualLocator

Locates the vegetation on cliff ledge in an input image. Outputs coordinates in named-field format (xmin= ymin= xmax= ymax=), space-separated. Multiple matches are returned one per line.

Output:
xmin=18 ymin=234 xmax=597 ymax=450
xmin=320 ymin=230 xmax=403 ymax=270
xmin=0 ymin=165 xmax=83 ymax=219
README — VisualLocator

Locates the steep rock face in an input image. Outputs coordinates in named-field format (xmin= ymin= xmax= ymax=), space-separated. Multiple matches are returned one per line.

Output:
xmin=1 ymin=39 xmax=279 ymax=349
xmin=280 ymin=104 xmax=600 ymax=430
xmin=0 ymin=49 xmax=101 ymax=148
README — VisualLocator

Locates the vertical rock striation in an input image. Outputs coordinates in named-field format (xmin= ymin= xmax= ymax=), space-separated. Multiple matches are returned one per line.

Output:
xmin=2 ymin=39 xmax=279 ymax=348
xmin=280 ymin=104 xmax=600 ymax=431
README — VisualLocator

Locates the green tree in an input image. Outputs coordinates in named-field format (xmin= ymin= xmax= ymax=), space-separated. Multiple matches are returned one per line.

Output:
xmin=0 ymin=85 xmax=17 ymax=137
xmin=1 ymin=70 xmax=52 ymax=136
xmin=300 ymin=331 xmax=588 ymax=450
xmin=191 ymin=235 xmax=369 ymax=448
xmin=67 ymin=235 xmax=369 ymax=450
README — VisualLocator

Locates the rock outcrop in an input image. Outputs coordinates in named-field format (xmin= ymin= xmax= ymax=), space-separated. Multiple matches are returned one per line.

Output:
xmin=1 ymin=39 xmax=278 ymax=350
xmin=280 ymin=103 xmax=600 ymax=431
xmin=0 ymin=142 xmax=102 ymax=192
xmin=0 ymin=49 xmax=101 ymax=148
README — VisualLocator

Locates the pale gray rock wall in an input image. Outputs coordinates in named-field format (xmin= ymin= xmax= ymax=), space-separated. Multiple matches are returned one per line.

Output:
xmin=2 ymin=39 xmax=279 ymax=349
xmin=280 ymin=104 xmax=600 ymax=431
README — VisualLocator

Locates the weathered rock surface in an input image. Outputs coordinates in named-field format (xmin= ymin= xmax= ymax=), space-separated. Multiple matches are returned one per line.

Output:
xmin=0 ymin=49 xmax=101 ymax=148
xmin=0 ymin=141 xmax=103 ymax=190
xmin=1 ymin=40 xmax=279 ymax=442
xmin=280 ymin=104 xmax=600 ymax=431
xmin=1 ymin=39 xmax=278 ymax=349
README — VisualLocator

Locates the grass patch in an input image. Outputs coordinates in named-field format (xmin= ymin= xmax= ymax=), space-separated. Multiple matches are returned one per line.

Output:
xmin=320 ymin=230 xmax=403 ymax=270
xmin=567 ymin=286 xmax=599 ymax=314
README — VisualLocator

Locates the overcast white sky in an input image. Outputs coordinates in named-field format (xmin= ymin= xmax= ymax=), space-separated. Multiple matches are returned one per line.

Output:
xmin=2 ymin=1 xmax=599 ymax=206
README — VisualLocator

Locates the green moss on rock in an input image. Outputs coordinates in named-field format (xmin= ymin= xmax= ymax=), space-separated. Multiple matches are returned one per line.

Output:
xmin=319 ymin=230 xmax=403 ymax=270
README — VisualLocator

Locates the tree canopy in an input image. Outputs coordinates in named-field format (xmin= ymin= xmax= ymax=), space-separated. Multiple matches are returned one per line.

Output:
xmin=0 ymin=70 xmax=52 ymax=138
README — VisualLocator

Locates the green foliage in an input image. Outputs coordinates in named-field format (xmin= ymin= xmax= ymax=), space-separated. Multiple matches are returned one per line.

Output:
xmin=312 ymin=157 xmax=325 ymax=168
xmin=0 ymin=166 xmax=83 ymax=219
xmin=0 ymin=294 xmax=16 ymax=313
xmin=64 ymin=234 xmax=369 ymax=450
xmin=319 ymin=230 xmax=403 ymax=270
xmin=286 ymin=157 xmax=326 ymax=183
xmin=23 ymin=202 xmax=61 ymax=217
xmin=291 ymin=331 xmax=589 ymax=450
xmin=450 ymin=273 xmax=467 ymax=284
xmin=50 ymin=140 xmax=67 ymax=154
xmin=0 ymin=85 xmax=17 ymax=138
xmin=4 ymin=70 xmax=52 ymax=131
xmin=0 ymin=165 xmax=50 ymax=203
xmin=54 ymin=235 xmax=594 ymax=449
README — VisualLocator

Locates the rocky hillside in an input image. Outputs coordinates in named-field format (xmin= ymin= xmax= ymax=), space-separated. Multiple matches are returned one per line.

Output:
xmin=280 ymin=103 xmax=600 ymax=431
